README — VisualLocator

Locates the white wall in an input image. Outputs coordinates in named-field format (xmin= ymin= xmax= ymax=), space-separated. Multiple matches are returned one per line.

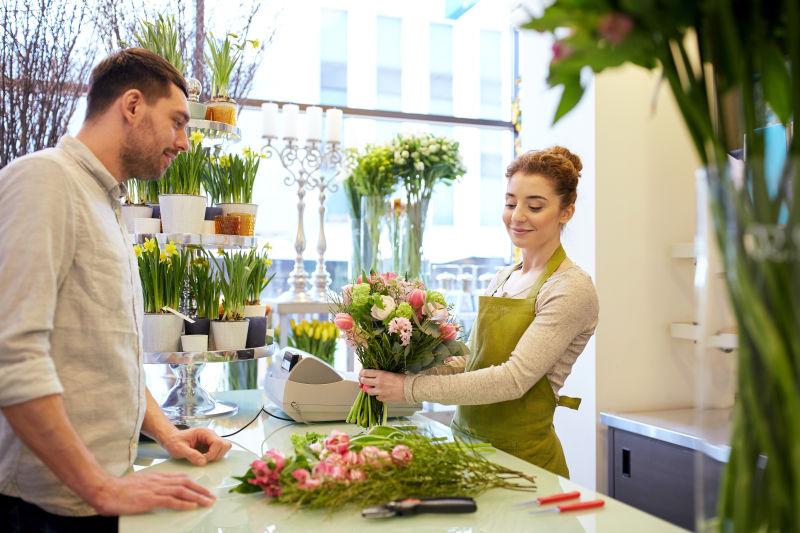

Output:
xmin=518 ymin=28 xmax=597 ymax=489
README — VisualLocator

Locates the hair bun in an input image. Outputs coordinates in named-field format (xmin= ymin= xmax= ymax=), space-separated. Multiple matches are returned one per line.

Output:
xmin=547 ymin=146 xmax=582 ymax=175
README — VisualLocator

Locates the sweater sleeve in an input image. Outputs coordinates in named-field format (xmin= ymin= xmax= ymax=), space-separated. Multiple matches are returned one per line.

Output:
xmin=403 ymin=270 xmax=598 ymax=405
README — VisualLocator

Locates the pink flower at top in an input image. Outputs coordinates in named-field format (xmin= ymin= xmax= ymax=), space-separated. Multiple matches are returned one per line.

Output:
xmin=334 ymin=313 xmax=355 ymax=331
xmin=408 ymin=288 xmax=426 ymax=309
xmin=324 ymin=430 xmax=350 ymax=454
xmin=264 ymin=449 xmax=285 ymax=472
xmin=598 ymin=12 xmax=634 ymax=46
xmin=381 ymin=272 xmax=398 ymax=281
xmin=391 ymin=444 xmax=413 ymax=467
xmin=439 ymin=322 xmax=459 ymax=342
xmin=388 ymin=316 xmax=413 ymax=347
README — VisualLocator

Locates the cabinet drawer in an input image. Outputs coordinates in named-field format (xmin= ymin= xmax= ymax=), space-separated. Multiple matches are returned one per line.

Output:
xmin=610 ymin=429 xmax=695 ymax=530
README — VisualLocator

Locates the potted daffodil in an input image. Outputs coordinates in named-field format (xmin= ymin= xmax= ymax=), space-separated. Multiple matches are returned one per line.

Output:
xmin=208 ymin=249 xmax=251 ymax=351
xmin=204 ymin=146 xmax=265 ymax=236
xmin=204 ymin=33 xmax=259 ymax=126
xmin=134 ymin=238 xmax=189 ymax=352
xmin=244 ymin=244 xmax=276 ymax=348
xmin=158 ymin=130 xmax=208 ymax=234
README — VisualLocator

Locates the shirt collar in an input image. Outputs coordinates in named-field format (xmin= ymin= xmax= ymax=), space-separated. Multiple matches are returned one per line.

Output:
xmin=57 ymin=135 xmax=127 ymax=199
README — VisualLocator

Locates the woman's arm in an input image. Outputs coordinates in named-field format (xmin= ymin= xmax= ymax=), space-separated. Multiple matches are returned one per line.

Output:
xmin=404 ymin=274 xmax=598 ymax=405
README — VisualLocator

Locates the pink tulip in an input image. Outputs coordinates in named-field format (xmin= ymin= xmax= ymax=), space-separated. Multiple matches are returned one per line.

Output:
xmin=349 ymin=469 xmax=367 ymax=482
xmin=292 ymin=468 xmax=311 ymax=483
xmin=341 ymin=284 xmax=353 ymax=306
xmin=334 ymin=313 xmax=355 ymax=331
xmin=408 ymin=288 xmax=426 ymax=309
xmin=343 ymin=450 xmax=365 ymax=467
xmin=324 ymin=430 xmax=350 ymax=454
xmin=439 ymin=322 xmax=458 ymax=342
xmin=331 ymin=465 xmax=348 ymax=482
xmin=391 ymin=444 xmax=413 ymax=467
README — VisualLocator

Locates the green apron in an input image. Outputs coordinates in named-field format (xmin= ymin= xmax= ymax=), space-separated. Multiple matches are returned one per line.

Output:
xmin=451 ymin=245 xmax=581 ymax=478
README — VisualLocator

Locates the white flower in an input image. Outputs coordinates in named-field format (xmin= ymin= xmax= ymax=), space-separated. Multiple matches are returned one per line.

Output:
xmin=401 ymin=150 xmax=409 ymax=158
xmin=371 ymin=295 xmax=397 ymax=321
xmin=411 ymin=151 xmax=419 ymax=159
xmin=429 ymin=144 xmax=439 ymax=153
xmin=425 ymin=302 xmax=448 ymax=322
xmin=414 ymin=161 xmax=425 ymax=172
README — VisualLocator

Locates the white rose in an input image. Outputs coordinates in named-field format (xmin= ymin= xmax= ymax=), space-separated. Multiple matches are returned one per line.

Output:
xmin=402 ymin=150 xmax=409 ymax=158
xmin=371 ymin=295 xmax=397 ymax=321
xmin=414 ymin=161 xmax=425 ymax=172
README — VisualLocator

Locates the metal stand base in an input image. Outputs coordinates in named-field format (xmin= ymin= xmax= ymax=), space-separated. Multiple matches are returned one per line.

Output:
xmin=160 ymin=363 xmax=240 ymax=424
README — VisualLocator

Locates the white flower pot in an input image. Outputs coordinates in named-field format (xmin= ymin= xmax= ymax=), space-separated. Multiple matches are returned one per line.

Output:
xmin=134 ymin=217 xmax=161 ymax=235
xmin=218 ymin=203 xmax=259 ymax=217
xmin=210 ymin=320 xmax=249 ymax=351
xmin=159 ymin=194 xmax=207 ymax=234
xmin=181 ymin=334 xmax=209 ymax=352
xmin=243 ymin=304 xmax=267 ymax=318
xmin=120 ymin=205 xmax=153 ymax=233
xmin=201 ymin=220 xmax=217 ymax=235
xmin=142 ymin=313 xmax=184 ymax=353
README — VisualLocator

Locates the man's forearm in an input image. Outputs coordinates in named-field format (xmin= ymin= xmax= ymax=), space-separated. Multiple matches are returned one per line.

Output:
xmin=1 ymin=394 xmax=111 ymax=507
xmin=139 ymin=388 xmax=179 ymax=445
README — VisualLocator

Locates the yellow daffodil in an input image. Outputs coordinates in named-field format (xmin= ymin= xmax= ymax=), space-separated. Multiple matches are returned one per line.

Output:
xmin=217 ymin=248 xmax=225 ymax=255
xmin=159 ymin=251 xmax=168 ymax=263
xmin=144 ymin=238 xmax=157 ymax=253
xmin=189 ymin=130 xmax=205 ymax=146
xmin=219 ymin=155 xmax=230 ymax=168
xmin=242 ymin=146 xmax=252 ymax=158
xmin=264 ymin=242 xmax=273 ymax=251
xmin=165 ymin=240 xmax=178 ymax=257
xmin=133 ymin=244 xmax=143 ymax=258
xmin=262 ymin=258 xmax=272 ymax=268
xmin=250 ymin=38 xmax=261 ymax=49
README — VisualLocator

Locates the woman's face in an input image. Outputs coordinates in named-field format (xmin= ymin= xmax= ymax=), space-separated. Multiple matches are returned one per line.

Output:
xmin=502 ymin=172 xmax=574 ymax=251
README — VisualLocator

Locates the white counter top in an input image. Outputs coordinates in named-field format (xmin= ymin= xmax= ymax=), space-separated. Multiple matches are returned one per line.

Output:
xmin=601 ymin=408 xmax=732 ymax=463
xmin=123 ymin=390 xmax=686 ymax=532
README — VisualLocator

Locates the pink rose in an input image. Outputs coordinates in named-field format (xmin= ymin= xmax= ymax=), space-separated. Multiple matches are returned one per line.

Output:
xmin=425 ymin=302 xmax=448 ymax=322
xmin=334 ymin=313 xmax=355 ymax=331
xmin=341 ymin=284 xmax=353 ymax=306
xmin=391 ymin=444 xmax=413 ymax=467
xmin=349 ymin=469 xmax=367 ymax=482
xmin=439 ymin=322 xmax=458 ymax=342
xmin=324 ymin=430 xmax=350 ymax=455
xmin=408 ymin=288 xmax=426 ymax=309
xmin=264 ymin=449 xmax=285 ymax=472
xmin=292 ymin=468 xmax=311 ymax=483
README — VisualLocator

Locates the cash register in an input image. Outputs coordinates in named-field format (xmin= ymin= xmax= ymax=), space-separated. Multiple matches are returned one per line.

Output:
xmin=264 ymin=347 xmax=421 ymax=422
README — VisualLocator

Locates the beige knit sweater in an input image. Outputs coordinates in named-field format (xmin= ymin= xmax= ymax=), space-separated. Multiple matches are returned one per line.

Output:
xmin=403 ymin=264 xmax=599 ymax=405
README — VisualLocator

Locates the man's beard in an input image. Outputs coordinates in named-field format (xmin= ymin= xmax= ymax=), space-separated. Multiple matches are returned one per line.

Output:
xmin=120 ymin=115 xmax=170 ymax=180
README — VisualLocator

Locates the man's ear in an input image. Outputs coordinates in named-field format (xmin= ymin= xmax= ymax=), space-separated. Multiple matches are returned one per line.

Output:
xmin=119 ymin=89 xmax=145 ymax=125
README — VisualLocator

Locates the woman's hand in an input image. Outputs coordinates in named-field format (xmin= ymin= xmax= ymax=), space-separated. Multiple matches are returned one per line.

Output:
xmin=359 ymin=369 xmax=406 ymax=403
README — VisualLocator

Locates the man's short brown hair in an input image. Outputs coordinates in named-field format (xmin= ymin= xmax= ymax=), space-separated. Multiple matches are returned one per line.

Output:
xmin=84 ymin=48 xmax=188 ymax=120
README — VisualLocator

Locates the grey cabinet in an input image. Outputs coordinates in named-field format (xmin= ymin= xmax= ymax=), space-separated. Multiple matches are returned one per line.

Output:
xmin=607 ymin=428 xmax=724 ymax=531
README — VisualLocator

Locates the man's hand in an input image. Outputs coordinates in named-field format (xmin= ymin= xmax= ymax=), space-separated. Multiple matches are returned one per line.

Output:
xmin=359 ymin=369 xmax=406 ymax=403
xmin=90 ymin=471 xmax=215 ymax=515
xmin=159 ymin=427 xmax=232 ymax=466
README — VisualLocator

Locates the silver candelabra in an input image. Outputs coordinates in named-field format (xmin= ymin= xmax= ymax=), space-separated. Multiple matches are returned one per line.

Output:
xmin=262 ymin=135 xmax=344 ymax=302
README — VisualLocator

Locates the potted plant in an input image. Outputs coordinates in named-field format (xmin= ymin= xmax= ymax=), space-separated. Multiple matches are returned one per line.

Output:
xmin=121 ymin=178 xmax=158 ymax=233
xmin=158 ymin=130 xmax=208 ymax=234
xmin=526 ymin=3 xmax=799 ymax=530
xmin=351 ymin=144 xmax=397 ymax=272
xmin=187 ymin=253 xmax=221 ymax=338
xmin=390 ymin=133 xmax=466 ymax=278
xmin=244 ymin=244 xmax=276 ymax=348
xmin=204 ymin=147 xmax=265 ymax=236
xmin=208 ymin=249 xmax=251 ymax=351
xmin=130 ymin=15 xmax=204 ymax=120
xmin=287 ymin=319 xmax=337 ymax=366
xmin=205 ymin=33 xmax=259 ymax=126
xmin=134 ymin=238 xmax=189 ymax=352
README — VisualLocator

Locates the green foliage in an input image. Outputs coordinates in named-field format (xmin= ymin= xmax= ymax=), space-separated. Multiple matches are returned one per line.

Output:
xmin=189 ymin=254 xmax=221 ymax=319
xmin=130 ymin=14 xmax=187 ymax=74
xmin=124 ymin=178 xmax=159 ymax=205
xmin=203 ymin=147 xmax=265 ymax=204
xmin=206 ymin=33 xmax=258 ymax=98
xmin=158 ymin=132 xmax=208 ymax=196
xmin=350 ymin=144 xmax=397 ymax=197
xmin=245 ymin=243 xmax=275 ymax=305
xmin=133 ymin=239 xmax=189 ymax=313
xmin=208 ymin=249 xmax=251 ymax=321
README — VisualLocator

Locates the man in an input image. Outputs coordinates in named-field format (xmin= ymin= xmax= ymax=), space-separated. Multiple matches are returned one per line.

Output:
xmin=0 ymin=48 xmax=232 ymax=531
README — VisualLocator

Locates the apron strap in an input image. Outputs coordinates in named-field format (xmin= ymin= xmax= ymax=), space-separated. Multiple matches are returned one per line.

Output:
xmin=526 ymin=245 xmax=567 ymax=299
xmin=557 ymin=395 xmax=582 ymax=410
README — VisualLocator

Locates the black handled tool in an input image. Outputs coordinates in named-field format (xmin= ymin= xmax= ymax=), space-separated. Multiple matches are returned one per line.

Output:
xmin=362 ymin=497 xmax=477 ymax=519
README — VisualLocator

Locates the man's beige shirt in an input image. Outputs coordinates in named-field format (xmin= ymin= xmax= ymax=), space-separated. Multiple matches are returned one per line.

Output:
xmin=0 ymin=136 xmax=146 ymax=516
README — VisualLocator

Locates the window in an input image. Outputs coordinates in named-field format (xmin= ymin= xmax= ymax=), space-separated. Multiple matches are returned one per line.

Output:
xmin=480 ymin=30 xmax=502 ymax=118
xmin=321 ymin=9 xmax=348 ymax=106
xmin=480 ymin=129 xmax=504 ymax=226
xmin=429 ymin=23 xmax=453 ymax=115
xmin=430 ymin=124 xmax=455 ymax=226
xmin=377 ymin=16 xmax=402 ymax=111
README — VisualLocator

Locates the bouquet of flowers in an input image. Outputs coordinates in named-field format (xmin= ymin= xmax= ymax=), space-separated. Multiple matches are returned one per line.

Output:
xmin=230 ymin=426 xmax=536 ymax=509
xmin=331 ymin=272 xmax=469 ymax=427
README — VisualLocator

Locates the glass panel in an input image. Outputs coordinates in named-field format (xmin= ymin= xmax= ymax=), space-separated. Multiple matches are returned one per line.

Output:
xmin=429 ymin=23 xmax=453 ymax=115
xmin=321 ymin=9 xmax=348 ymax=106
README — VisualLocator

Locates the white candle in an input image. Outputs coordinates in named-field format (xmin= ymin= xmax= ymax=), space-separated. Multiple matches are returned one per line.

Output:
xmin=325 ymin=108 xmax=343 ymax=144
xmin=305 ymin=106 xmax=323 ymax=141
xmin=261 ymin=102 xmax=278 ymax=138
xmin=282 ymin=103 xmax=299 ymax=139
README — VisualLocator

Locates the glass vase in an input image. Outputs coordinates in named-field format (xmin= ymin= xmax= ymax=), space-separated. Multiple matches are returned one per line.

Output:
xmin=401 ymin=193 xmax=430 ymax=280
xmin=360 ymin=195 xmax=385 ymax=274
xmin=695 ymin=158 xmax=799 ymax=532
xmin=388 ymin=199 xmax=406 ymax=274
xmin=349 ymin=215 xmax=362 ymax=281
